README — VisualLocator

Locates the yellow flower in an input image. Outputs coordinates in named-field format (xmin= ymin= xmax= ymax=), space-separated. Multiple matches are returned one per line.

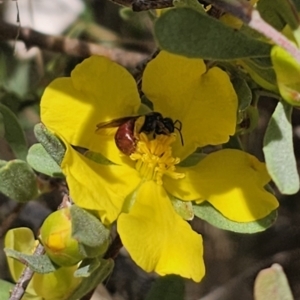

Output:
xmin=41 ymin=51 xmax=278 ymax=282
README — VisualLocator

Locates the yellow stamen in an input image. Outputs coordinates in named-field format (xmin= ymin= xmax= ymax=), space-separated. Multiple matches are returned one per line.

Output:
xmin=130 ymin=133 xmax=185 ymax=185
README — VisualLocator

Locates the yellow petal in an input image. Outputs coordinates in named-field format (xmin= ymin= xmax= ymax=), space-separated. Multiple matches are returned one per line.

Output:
xmin=41 ymin=56 xmax=140 ymax=157
xmin=143 ymin=51 xmax=237 ymax=159
xmin=165 ymin=149 xmax=278 ymax=222
xmin=118 ymin=180 xmax=205 ymax=282
xmin=61 ymin=142 xmax=141 ymax=225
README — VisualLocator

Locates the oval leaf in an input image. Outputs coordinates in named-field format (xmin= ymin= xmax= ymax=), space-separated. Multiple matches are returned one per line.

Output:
xmin=74 ymin=258 xmax=101 ymax=278
xmin=155 ymin=7 xmax=271 ymax=60
xmin=34 ymin=123 xmax=65 ymax=165
xmin=0 ymin=160 xmax=38 ymax=202
xmin=193 ymin=202 xmax=277 ymax=233
xmin=70 ymin=206 xmax=110 ymax=250
xmin=263 ymin=101 xmax=300 ymax=194
xmin=0 ymin=103 xmax=27 ymax=160
xmin=27 ymin=143 xmax=63 ymax=177
xmin=4 ymin=248 xmax=57 ymax=274
xmin=68 ymin=258 xmax=114 ymax=300
xmin=254 ymin=264 xmax=294 ymax=300
xmin=257 ymin=0 xmax=298 ymax=31
xmin=232 ymin=77 xmax=252 ymax=111
xmin=238 ymin=59 xmax=278 ymax=92
xmin=170 ymin=195 xmax=194 ymax=221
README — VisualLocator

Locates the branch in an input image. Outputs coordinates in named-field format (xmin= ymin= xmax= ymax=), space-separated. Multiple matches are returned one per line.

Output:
xmin=109 ymin=0 xmax=173 ymax=11
xmin=206 ymin=0 xmax=300 ymax=63
xmin=9 ymin=244 xmax=45 ymax=300
xmin=0 ymin=21 xmax=149 ymax=68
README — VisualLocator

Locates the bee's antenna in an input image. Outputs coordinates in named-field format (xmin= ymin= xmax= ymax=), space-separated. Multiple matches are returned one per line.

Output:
xmin=174 ymin=120 xmax=184 ymax=146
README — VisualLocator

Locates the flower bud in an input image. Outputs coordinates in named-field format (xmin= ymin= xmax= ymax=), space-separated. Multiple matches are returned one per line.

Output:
xmin=40 ymin=208 xmax=85 ymax=267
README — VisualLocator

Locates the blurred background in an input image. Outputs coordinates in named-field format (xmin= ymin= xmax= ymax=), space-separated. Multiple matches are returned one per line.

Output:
xmin=1 ymin=0 xmax=300 ymax=299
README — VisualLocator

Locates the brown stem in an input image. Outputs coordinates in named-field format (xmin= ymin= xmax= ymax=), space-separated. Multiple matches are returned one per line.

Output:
xmin=132 ymin=0 xmax=173 ymax=11
xmin=109 ymin=0 xmax=173 ymax=11
xmin=0 ymin=21 xmax=148 ymax=68
xmin=9 ymin=244 xmax=45 ymax=300
xmin=132 ymin=48 xmax=160 ymax=96
xmin=205 ymin=0 xmax=252 ymax=23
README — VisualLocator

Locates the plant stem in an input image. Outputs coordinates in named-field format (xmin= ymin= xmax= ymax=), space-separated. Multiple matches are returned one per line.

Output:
xmin=8 ymin=244 xmax=45 ymax=300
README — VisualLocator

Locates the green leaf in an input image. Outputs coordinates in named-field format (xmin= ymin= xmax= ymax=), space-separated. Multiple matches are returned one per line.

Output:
xmin=84 ymin=150 xmax=115 ymax=165
xmin=257 ymin=0 xmax=291 ymax=31
xmin=74 ymin=258 xmax=101 ymax=278
xmin=0 ymin=160 xmax=38 ymax=202
xmin=193 ymin=202 xmax=277 ymax=233
xmin=170 ymin=195 xmax=194 ymax=220
xmin=239 ymin=59 xmax=278 ymax=92
xmin=70 ymin=206 xmax=110 ymax=256
xmin=0 ymin=279 xmax=15 ymax=299
xmin=145 ymin=275 xmax=185 ymax=300
xmin=155 ymin=8 xmax=271 ymax=60
xmin=68 ymin=259 xmax=114 ymax=300
xmin=173 ymin=0 xmax=205 ymax=13
xmin=0 ymin=103 xmax=27 ymax=160
xmin=231 ymin=77 xmax=252 ymax=111
xmin=258 ymin=0 xmax=299 ymax=33
xmin=27 ymin=144 xmax=63 ymax=177
xmin=34 ymin=123 xmax=65 ymax=165
xmin=254 ymin=264 xmax=294 ymax=300
xmin=263 ymin=101 xmax=300 ymax=194
xmin=179 ymin=152 xmax=205 ymax=167
xmin=4 ymin=248 xmax=57 ymax=274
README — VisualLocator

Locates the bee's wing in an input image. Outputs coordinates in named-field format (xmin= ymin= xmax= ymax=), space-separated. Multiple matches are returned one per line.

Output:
xmin=96 ymin=116 xmax=138 ymax=131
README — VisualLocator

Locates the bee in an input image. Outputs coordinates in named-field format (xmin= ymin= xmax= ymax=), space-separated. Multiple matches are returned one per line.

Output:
xmin=96 ymin=112 xmax=183 ymax=156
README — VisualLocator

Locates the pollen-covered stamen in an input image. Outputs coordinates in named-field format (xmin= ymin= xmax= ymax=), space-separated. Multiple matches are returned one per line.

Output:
xmin=130 ymin=133 xmax=185 ymax=185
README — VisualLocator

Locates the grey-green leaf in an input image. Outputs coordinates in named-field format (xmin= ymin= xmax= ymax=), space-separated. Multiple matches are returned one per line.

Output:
xmin=70 ymin=206 xmax=110 ymax=249
xmin=173 ymin=0 xmax=205 ymax=13
xmin=263 ymin=101 xmax=300 ymax=194
xmin=0 ymin=103 xmax=27 ymax=160
xmin=254 ymin=264 xmax=294 ymax=300
xmin=155 ymin=7 xmax=271 ymax=60
xmin=4 ymin=248 xmax=57 ymax=274
xmin=232 ymin=77 xmax=252 ymax=111
xmin=68 ymin=259 xmax=114 ymax=300
xmin=170 ymin=195 xmax=194 ymax=220
xmin=34 ymin=123 xmax=65 ymax=165
xmin=258 ymin=0 xmax=300 ymax=31
xmin=74 ymin=258 xmax=101 ymax=278
xmin=84 ymin=150 xmax=115 ymax=165
xmin=27 ymin=143 xmax=63 ymax=177
xmin=0 ymin=160 xmax=38 ymax=202
xmin=179 ymin=152 xmax=205 ymax=167
xmin=145 ymin=275 xmax=185 ymax=300
xmin=193 ymin=202 xmax=277 ymax=233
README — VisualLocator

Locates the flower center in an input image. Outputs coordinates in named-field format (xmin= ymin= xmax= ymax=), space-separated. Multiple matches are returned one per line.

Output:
xmin=130 ymin=133 xmax=185 ymax=185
